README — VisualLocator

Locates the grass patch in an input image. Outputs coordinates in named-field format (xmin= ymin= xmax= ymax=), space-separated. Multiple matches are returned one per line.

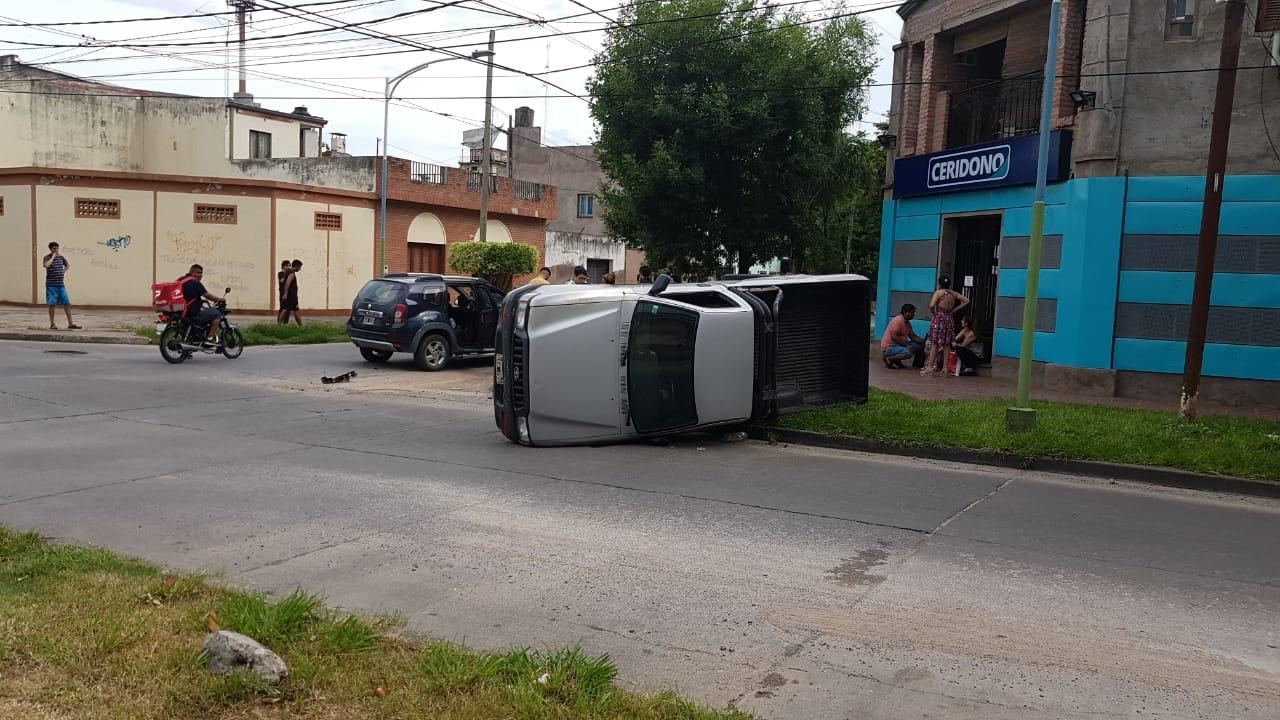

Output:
xmin=136 ymin=322 xmax=348 ymax=346
xmin=0 ymin=526 xmax=752 ymax=720
xmin=778 ymin=388 xmax=1280 ymax=480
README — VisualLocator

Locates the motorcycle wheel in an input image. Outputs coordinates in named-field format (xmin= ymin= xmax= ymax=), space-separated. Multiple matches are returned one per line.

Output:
xmin=159 ymin=327 xmax=186 ymax=364
xmin=221 ymin=328 xmax=245 ymax=359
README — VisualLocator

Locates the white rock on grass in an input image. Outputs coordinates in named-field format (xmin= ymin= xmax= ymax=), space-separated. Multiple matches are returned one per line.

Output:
xmin=202 ymin=630 xmax=289 ymax=684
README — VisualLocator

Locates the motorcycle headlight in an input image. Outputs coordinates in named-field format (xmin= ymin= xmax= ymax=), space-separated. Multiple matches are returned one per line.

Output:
xmin=515 ymin=298 xmax=530 ymax=330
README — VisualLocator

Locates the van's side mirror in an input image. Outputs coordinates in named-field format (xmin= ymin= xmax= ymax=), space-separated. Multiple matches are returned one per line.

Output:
xmin=648 ymin=274 xmax=671 ymax=296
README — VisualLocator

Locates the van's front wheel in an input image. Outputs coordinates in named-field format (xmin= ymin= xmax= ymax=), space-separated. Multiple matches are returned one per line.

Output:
xmin=414 ymin=334 xmax=451 ymax=371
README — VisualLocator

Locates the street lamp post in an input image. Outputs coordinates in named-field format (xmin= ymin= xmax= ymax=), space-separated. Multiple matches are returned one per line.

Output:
xmin=378 ymin=49 xmax=493 ymax=277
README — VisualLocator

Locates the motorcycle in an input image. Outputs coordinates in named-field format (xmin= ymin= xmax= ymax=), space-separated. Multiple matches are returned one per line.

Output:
xmin=156 ymin=287 xmax=244 ymax=364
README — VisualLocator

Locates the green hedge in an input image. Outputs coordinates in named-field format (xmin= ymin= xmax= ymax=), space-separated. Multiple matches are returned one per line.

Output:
xmin=448 ymin=241 xmax=539 ymax=290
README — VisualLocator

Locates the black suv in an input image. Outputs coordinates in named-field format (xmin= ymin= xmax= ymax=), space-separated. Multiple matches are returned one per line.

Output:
xmin=347 ymin=273 xmax=504 ymax=371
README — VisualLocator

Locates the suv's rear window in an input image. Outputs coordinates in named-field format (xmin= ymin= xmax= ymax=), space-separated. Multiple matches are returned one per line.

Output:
xmin=356 ymin=280 xmax=407 ymax=305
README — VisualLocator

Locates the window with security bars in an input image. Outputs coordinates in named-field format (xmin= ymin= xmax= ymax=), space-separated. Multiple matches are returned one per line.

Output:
xmin=1259 ymin=0 xmax=1280 ymax=31
xmin=75 ymin=198 xmax=121 ymax=219
xmin=314 ymin=212 xmax=343 ymax=231
xmin=194 ymin=203 xmax=237 ymax=224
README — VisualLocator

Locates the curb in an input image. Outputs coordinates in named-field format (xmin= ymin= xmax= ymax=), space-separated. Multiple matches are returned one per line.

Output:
xmin=749 ymin=425 xmax=1280 ymax=499
xmin=0 ymin=331 xmax=151 ymax=346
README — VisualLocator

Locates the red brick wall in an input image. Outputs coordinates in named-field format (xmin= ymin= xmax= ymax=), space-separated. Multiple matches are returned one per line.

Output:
xmin=375 ymin=157 xmax=551 ymax=288
xmin=896 ymin=0 xmax=1085 ymax=155
xmin=380 ymin=157 xmax=556 ymax=219
xmin=1053 ymin=0 xmax=1086 ymax=128
xmin=1002 ymin=3 xmax=1052 ymax=78
xmin=381 ymin=201 xmax=547 ymax=286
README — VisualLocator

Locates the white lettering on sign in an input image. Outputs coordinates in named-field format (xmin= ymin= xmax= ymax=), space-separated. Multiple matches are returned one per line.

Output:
xmin=927 ymin=145 xmax=1012 ymax=189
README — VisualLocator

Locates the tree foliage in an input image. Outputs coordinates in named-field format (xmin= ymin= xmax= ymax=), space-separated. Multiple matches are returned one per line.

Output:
xmin=447 ymin=241 xmax=539 ymax=290
xmin=589 ymin=0 xmax=878 ymax=277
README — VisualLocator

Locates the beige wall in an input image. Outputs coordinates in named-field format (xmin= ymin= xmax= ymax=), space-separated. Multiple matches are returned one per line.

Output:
xmin=33 ymin=185 xmax=155 ymax=306
xmin=1 ymin=84 xmax=229 ymax=175
xmin=0 ymin=185 xmax=33 ymax=303
xmin=155 ymin=193 xmax=272 ymax=310
xmin=232 ymin=110 xmax=310 ymax=160
xmin=276 ymin=199 xmax=374 ymax=310
xmin=0 ymin=91 xmax=33 ymax=169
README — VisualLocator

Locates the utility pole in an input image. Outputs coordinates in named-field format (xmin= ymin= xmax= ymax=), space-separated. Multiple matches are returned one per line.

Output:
xmin=1181 ymin=0 xmax=1246 ymax=422
xmin=228 ymin=1 xmax=254 ymax=96
xmin=478 ymin=30 xmax=497 ymax=242
xmin=1006 ymin=0 xmax=1061 ymax=433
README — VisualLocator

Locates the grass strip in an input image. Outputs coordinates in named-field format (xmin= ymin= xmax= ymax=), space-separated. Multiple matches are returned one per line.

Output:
xmin=0 ymin=526 xmax=751 ymax=720
xmin=136 ymin=322 xmax=348 ymax=346
xmin=777 ymin=389 xmax=1280 ymax=480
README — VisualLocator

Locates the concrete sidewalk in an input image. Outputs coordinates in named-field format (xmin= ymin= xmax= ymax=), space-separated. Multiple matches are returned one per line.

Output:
xmin=0 ymin=304 xmax=341 ymax=345
xmin=869 ymin=356 xmax=1276 ymax=420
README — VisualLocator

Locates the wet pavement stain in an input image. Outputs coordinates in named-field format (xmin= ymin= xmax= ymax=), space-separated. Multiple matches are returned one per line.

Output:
xmin=892 ymin=665 xmax=932 ymax=684
xmin=827 ymin=547 xmax=889 ymax=586
xmin=761 ymin=672 xmax=788 ymax=688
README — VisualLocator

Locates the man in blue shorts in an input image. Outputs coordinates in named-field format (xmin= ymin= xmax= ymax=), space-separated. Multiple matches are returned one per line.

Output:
xmin=181 ymin=264 xmax=226 ymax=344
xmin=881 ymin=303 xmax=924 ymax=369
xmin=42 ymin=242 xmax=81 ymax=330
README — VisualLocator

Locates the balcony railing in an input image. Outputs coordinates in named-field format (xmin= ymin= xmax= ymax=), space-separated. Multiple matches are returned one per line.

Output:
xmin=466 ymin=169 xmax=499 ymax=193
xmin=410 ymin=161 xmax=446 ymax=185
xmin=945 ymin=73 xmax=1044 ymax=149
xmin=514 ymin=179 xmax=542 ymax=201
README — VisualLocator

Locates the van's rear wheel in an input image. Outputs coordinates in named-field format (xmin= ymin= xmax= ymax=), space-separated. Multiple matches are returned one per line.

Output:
xmin=360 ymin=347 xmax=393 ymax=362
xmin=414 ymin=334 xmax=451 ymax=372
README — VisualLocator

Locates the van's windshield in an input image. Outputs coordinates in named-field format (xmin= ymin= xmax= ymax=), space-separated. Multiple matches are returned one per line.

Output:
xmin=627 ymin=300 xmax=698 ymax=433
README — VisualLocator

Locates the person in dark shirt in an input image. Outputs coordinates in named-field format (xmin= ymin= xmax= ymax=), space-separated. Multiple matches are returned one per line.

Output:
xmin=181 ymin=264 xmax=225 ymax=343
xmin=42 ymin=241 xmax=81 ymax=330
xmin=276 ymin=260 xmax=291 ymax=323
xmin=279 ymin=259 xmax=303 ymax=326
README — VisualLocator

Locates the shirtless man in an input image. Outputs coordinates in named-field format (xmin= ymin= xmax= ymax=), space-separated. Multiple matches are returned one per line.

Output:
xmin=923 ymin=275 xmax=969 ymax=375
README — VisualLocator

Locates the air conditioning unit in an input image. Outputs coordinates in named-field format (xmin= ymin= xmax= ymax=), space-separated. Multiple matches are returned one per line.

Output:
xmin=956 ymin=51 xmax=979 ymax=67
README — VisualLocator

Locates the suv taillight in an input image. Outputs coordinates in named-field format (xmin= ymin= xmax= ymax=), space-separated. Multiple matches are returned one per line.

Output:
xmin=393 ymin=303 xmax=407 ymax=326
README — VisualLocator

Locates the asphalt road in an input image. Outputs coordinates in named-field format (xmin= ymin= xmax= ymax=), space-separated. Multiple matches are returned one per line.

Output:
xmin=2 ymin=339 xmax=1277 ymax=719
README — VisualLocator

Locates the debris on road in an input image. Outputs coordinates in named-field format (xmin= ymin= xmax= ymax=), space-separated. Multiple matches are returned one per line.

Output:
xmin=321 ymin=370 xmax=358 ymax=384
xmin=202 ymin=630 xmax=289 ymax=684
xmin=722 ymin=431 xmax=749 ymax=443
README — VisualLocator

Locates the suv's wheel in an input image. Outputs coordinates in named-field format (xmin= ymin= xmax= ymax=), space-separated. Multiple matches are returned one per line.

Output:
xmin=360 ymin=347 xmax=393 ymax=362
xmin=414 ymin=333 xmax=451 ymax=371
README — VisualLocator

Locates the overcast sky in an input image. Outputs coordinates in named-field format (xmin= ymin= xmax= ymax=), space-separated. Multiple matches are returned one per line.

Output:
xmin=1 ymin=0 xmax=900 ymax=166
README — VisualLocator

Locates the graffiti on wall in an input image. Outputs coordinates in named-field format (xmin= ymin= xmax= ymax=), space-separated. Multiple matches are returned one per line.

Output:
xmin=98 ymin=235 xmax=132 ymax=252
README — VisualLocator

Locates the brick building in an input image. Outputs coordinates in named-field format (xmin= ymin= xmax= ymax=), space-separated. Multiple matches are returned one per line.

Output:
xmin=877 ymin=0 xmax=1280 ymax=404
xmin=0 ymin=56 xmax=553 ymax=312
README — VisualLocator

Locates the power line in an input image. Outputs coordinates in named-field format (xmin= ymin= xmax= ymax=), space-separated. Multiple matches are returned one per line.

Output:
xmin=0 ymin=2 xmax=487 ymax=48
xmin=0 ymin=0 xmax=376 ymax=27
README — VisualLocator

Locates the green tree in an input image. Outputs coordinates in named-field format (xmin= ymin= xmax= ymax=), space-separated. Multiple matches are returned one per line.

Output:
xmin=589 ymin=0 xmax=877 ymax=276
xmin=783 ymin=130 xmax=885 ymax=278
xmin=447 ymin=241 xmax=538 ymax=290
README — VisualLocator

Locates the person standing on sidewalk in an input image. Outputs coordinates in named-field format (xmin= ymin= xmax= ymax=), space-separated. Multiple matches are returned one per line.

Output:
xmin=922 ymin=275 xmax=968 ymax=375
xmin=42 ymin=242 xmax=81 ymax=330
xmin=279 ymin=259 xmax=304 ymax=326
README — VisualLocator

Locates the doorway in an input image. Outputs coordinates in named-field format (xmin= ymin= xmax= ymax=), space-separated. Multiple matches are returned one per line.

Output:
xmin=409 ymin=244 xmax=445 ymax=274
xmin=940 ymin=215 xmax=1001 ymax=361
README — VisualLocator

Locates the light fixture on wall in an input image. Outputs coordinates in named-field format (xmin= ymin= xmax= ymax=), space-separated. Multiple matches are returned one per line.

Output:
xmin=876 ymin=132 xmax=898 ymax=150
xmin=1069 ymin=90 xmax=1097 ymax=114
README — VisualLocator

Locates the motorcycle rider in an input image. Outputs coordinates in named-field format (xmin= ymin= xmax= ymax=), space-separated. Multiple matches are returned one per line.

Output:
xmin=181 ymin=264 xmax=226 ymax=345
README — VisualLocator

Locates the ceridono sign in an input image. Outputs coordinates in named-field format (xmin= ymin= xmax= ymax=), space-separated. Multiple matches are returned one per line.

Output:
xmin=927 ymin=145 xmax=1011 ymax=189
xmin=892 ymin=131 xmax=1071 ymax=199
